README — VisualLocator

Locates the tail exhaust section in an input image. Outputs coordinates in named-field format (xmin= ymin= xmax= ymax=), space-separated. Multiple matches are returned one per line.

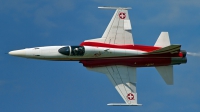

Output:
xmin=154 ymin=32 xmax=187 ymax=85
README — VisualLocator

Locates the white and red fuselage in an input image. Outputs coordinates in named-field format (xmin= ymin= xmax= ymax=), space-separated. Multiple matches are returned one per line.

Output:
xmin=9 ymin=41 xmax=187 ymax=67
xmin=8 ymin=7 xmax=187 ymax=105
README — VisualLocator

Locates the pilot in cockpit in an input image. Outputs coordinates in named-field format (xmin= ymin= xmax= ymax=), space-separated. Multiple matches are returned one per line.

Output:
xmin=74 ymin=48 xmax=79 ymax=55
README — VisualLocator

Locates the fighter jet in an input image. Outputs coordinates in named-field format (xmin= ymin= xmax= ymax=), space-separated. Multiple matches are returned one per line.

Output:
xmin=9 ymin=7 xmax=187 ymax=106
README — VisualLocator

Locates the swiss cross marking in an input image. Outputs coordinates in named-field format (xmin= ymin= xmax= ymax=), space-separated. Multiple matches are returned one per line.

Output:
xmin=127 ymin=93 xmax=134 ymax=100
xmin=119 ymin=12 xmax=126 ymax=19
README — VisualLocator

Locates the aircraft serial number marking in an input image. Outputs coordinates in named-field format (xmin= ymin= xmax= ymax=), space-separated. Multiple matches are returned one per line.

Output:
xmin=94 ymin=52 xmax=101 ymax=57
xmin=146 ymin=63 xmax=154 ymax=66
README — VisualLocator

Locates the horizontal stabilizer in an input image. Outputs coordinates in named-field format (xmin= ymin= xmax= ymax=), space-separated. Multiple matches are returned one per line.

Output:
xmin=156 ymin=66 xmax=173 ymax=85
xmin=107 ymin=103 xmax=142 ymax=106
xmin=149 ymin=45 xmax=181 ymax=54
xmin=154 ymin=32 xmax=170 ymax=47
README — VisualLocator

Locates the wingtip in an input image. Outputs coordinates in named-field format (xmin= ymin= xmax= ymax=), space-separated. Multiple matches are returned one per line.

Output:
xmin=107 ymin=103 xmax=142 ymax=106
xmin=98 ymin=6 xmax=132 ymax=10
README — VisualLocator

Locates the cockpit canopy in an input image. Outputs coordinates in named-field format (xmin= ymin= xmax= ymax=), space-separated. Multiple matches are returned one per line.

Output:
xmin=58 ymin=46 xmax=85 ymax=56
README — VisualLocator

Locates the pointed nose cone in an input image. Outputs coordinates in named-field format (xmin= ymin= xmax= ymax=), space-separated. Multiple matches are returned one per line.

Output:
xmin=9 ymin=49 xmax=26 ymax=57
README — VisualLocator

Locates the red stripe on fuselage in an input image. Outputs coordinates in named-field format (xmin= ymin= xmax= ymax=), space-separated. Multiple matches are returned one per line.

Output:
xmin=80 ymin=42 xmax=161 ymax=52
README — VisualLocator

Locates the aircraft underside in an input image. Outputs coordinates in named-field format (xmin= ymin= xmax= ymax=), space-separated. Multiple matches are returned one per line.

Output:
xmin=9 ymin=6 xmax=188 ymax=106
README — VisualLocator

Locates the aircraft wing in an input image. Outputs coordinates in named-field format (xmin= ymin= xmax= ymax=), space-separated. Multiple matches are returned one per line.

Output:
xmin=84 ymin=7 xmax=134 ymax=45
xmin=87 ymin=65 xmax=141 ymax=106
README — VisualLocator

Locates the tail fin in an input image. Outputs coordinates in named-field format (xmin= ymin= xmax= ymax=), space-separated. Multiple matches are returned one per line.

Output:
xmin=155 ymin=66 xmax=173 ymax=85
xmin=154 ymin=32 xmax=171 ymax=47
